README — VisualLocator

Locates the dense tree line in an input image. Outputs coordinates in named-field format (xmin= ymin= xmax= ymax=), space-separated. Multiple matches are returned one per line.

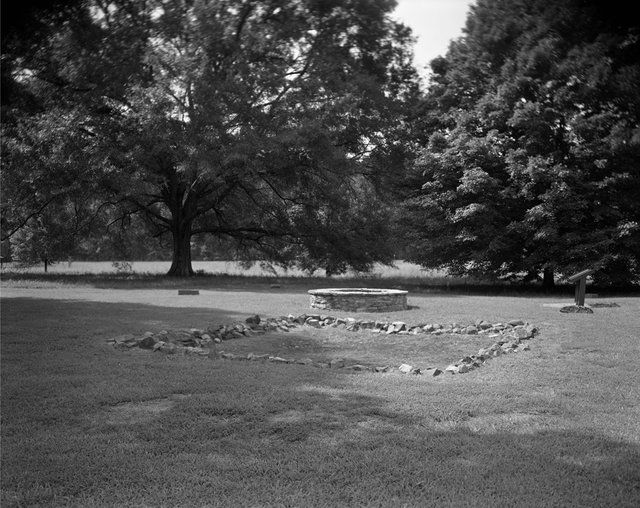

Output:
xmin=2 ymin=0 xmax=639 ymax=285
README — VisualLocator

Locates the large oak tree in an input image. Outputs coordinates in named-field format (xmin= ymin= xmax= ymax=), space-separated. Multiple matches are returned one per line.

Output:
xmin=2 ymin=0 xmax=419 ymax=275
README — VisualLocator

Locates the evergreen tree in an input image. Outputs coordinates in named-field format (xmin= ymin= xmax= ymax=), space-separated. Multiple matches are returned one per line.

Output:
xmin=404 ymin=0 xmax=640 ymax=286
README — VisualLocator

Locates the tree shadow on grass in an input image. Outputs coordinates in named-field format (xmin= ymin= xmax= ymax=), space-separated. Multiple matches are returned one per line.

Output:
xmin=2 ymin=365 xmax=639 ymax=507
xmin=238 ymin=383 xmax=640 ymax=506
xmin=0 ymin=297 xmax=249 ymax=338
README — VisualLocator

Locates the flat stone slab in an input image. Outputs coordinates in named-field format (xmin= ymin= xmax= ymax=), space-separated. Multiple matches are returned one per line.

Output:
xmin=543 ymin=301 xmax=619 ymax=309
xmin=560 ymin=305 xmax=594 ymax=313
xmin=308 ymin=288 xmax=408 ymax=312
xmin=178 ymin=289 xmax=200 ymax=295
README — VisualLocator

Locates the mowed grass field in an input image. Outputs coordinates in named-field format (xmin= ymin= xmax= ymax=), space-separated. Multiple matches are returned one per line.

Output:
xmin=1 ymin=275 xmax=639 ymax=507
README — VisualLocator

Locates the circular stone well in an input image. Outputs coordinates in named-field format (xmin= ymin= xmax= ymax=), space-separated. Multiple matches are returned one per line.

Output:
xmin=308 ymin=288 xmax=408 ymax=313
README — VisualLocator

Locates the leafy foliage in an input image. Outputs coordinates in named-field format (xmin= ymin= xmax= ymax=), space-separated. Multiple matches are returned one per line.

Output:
xmin=403 ymin=0 xmax=640 ymax=285
xmin=2 ymin=0 xmax=419 ymax=276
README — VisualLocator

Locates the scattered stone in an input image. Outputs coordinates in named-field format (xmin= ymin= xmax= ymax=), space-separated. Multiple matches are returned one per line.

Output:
xmin=109 ymin=313 xmax=538 ymax=377
xmin=392 ymin=321 xmax=407 ymax=331
xmin=184 ymin=347 xmax=210 ymax=356
xmin=347 ymin=364 xmax=369 ymax=371
xmin=345 ymin=321 xmax=360 ymax=331
xmin=247 ymin=353 xmax=269 ymax=361
xmin=245 ymin=315 xmax=261 ymax=326
xmin=138 ymin=336 xmax=158 ymax=350
xmin=512 ymin=327 xmax=532 ymax=340
xmin=157 ymin=342 xmax=178 ymax=354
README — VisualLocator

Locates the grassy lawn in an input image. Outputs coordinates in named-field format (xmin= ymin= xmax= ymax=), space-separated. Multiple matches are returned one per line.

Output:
xmin=212 ymin=326 xmax=499 ymax=370
xmin=1 ymin=277 xmax=639 ymax=507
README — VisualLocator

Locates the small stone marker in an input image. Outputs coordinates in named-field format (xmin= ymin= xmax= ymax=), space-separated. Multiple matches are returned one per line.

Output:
xmin=178 ymin=289 xmax=200 ymax=295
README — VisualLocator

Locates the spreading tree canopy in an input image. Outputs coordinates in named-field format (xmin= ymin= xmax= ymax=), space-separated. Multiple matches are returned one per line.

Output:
xmin=2 ymin=0 xmax=419 ymax=275
xmin=403 ymin=0 xmax=640 ymax=286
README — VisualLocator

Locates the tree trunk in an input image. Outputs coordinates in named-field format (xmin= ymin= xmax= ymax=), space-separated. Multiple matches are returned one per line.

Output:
xmin=167 ymin=223 xmax=194 ymax=277
xmin=543 ymin=266 xmax=555 ymax=289
xmin=44 ymin=257 xmax=48 ymax=273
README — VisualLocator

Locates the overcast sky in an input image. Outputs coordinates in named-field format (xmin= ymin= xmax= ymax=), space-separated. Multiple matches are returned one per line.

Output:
xmin=392 ymin=0 xmax=476 ymax=73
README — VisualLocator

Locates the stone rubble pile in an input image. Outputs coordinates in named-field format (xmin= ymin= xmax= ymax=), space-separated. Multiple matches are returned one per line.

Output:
xmin=108 ymin=314 xmax=537 ymax=376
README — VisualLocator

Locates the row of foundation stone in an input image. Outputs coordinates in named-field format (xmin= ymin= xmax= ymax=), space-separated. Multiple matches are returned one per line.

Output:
xmin=108 ymin=314 xmax=538 ymax=376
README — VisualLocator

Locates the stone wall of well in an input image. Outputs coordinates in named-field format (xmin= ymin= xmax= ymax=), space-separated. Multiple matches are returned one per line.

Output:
xmin=309 ymin=289 xmax=407 ymax=312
